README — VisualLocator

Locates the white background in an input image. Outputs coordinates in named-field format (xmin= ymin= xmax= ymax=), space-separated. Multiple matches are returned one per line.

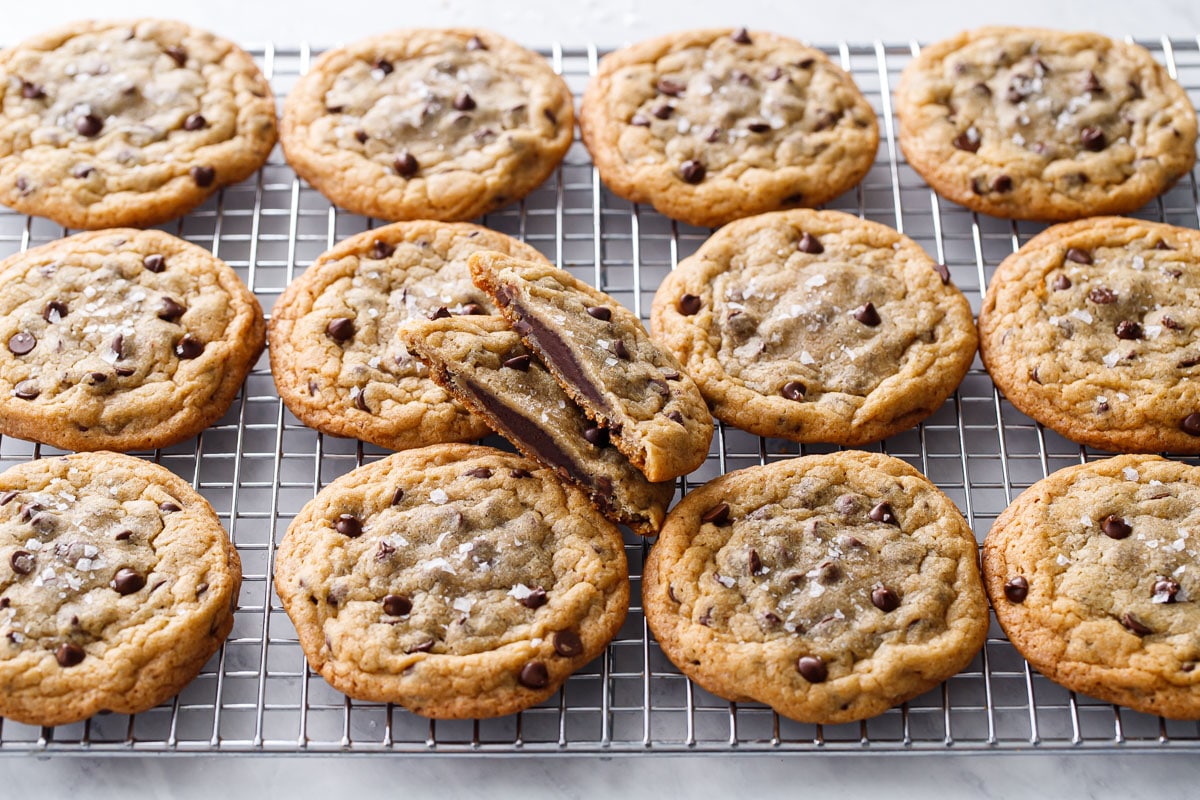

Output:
xmin=5 ymin=1 xmax=1200 ymax=797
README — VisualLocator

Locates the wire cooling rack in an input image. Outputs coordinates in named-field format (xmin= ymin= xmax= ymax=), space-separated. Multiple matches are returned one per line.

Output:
xmin=0 ymin=37 xmax=1199 ymax=756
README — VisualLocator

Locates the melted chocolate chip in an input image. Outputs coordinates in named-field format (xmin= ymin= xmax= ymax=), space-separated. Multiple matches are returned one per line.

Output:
xmin=42 ymin=300 xmax=68 ymax=322
xmin=56 ymin=643 xmax=85 ymax=667
xmin=701 ymin=502 xmax=731 ymax=526
xmin=519 ymin=587 xmax=548 ymax=609
xmin=1181 ymin=413 xmax=1200 ymax=435
xmin=667 ymin=410 xmax=684 ymax=424
xmin=75 ymin=113 xmax=103 ymax=137
xmin=1065 ymin=247 xmax=1093 ymax=265
xmin=1052 ymin=275 xmax=1072 ymax=291
xmin=326 ymin=317 xmax=355 ymax=342
xmin=992 ymin=174 xmax=1013 ymax=193
xmin=746 ymin=120 xmax=770 ymax=133
xmin=1115 ymin=320 xmax=1142 ymax=340
xmin=503 ymin=354 xmax=532 ymax=371
xmin=871 ymin=585 xmax=900 ymax=612
xmin=394 ymin=152 xmax=419 ymax=177
xmin=511 ymin=468 xmax=532 ymax=479
xmin=9 ymin=550 xmax=34 ymax=575
xmin=1004 ymin=576 xmax=1029 ymax=603
xmin=174 ymin=334 xmax=204 ymax=359
xmin=20 ymin=81 xmax=45 ymax=99
xmin=678 ymin=294 xmax=701 ymax=315
xmin=1153 ymin=578 xmax=1180 ymax=603
xmin=731 ymin=27 xmax=752 ymax=44
xmin=869 ymin=502 xmax=898 ymax=525
xmin=553 ymin=630 xmax=584 ymax=657
xmin=656 ymin=78 xmax=686 ymax=96
xmin=609 ymin=339 xmax=629 ymax=359
xmin=652 ymin=103 xmax=673 ymax=120
xmin=781 ymin=381 xmax=806 ymax=401
xmin=1088 ymin=287 xmax=1117 ymax=305
xmin=184 ymin=113 xmax=207 ymax=131
xmin=519 ymin=661 xmax=549 ymax=689
xmin=370 ymin=239 xmax=395 ymax=260
xmin=583 ymin=426 xmax=609 ymax=447
xmin=680 ymin=160 xmax=706 ymax=184
xmin=159 ymin=502 xmax=182 ymax=514
xmin=190 ymin=166 xmax=216 ymax=187
xmin=114 ymin=530 xmax=133 ymax=541
xmin=953 ymin=128 xmax=981 ymax=152
xmin=1163 ymin=316 xmax=1183 ymax=331
xmin=158 ymin=297 xmax=186 ymax=322
xmin=1101 ymin=514 xmax=1131 ymax=539
xmin=853 ymin=302 xmax=881 ymax=326
xmin=143 ymin=254 xmax=166 ymax=272
xmin=382 ymin=594 xmax=412 ymax=616
xmin=1080 ymin=127 xmax=1107 ymax=151
xmin=796 ymin=655 xmax=827 ymax=683
xmin=454 ymin=91 xmax=477 ymax=111
xmin=1121 ymin=613 xmax=1152 ymax=636
xmin=586 ymin=306 xmax=612 ymax=321
xmin=797 ymin=232 xmax=823 ymax=254
xmin=334 ymin=514 xmax=363 ymax=537
xmin=7 ymin=332 xmax=35 ymax=356
xmin=353 ymin=128 xmax=369 ymax=143
xmin=112 ymin=568 xmax=146 ymax=595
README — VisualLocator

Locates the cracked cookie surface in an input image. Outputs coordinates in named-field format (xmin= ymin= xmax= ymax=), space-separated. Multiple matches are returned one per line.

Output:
xmin=0 ymin=451 xmax=241 ymax=726
xmin=983 ymin=455 xmax=1200 ymax=718
xmin=896 ymin=26 xmax=1197 ymax=220
xmin=281 ymin=28 xmax=573 ymax=221
xmin=0 ymin=228 xmax=264 ymax=452
xmin=0 ymin=18 xmax=277 ymax=229
xmin=580 ymin=28 xmax=878 ymax=228
xmin=269 ymin=221 xmax=549 ymax=450
xmin=651 ymin=209 xmax=977 ymax=445
xmin=274 ymin=444 xmax=628 ymax=718
xmin=979 ymin=217 xmax=1200 ymax=453
xmin=643 ymin=450 xmax=987 ymax=724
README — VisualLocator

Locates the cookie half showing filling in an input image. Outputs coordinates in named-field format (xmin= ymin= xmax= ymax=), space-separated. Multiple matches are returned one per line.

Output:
xmin=643 ymin=450 xmax=988 ymax=724
xmin=469 ymin=250 xmax=713 ymax=483
xmin=400 ymin=315 xmax=675 ymax=534
xmin=274 ymin=444 xmax=629 ymax=719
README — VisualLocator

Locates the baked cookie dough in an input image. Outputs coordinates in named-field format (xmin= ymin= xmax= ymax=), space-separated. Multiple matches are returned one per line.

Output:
xmin=0 ymin=18 xmax=277 ymax=229
xmin=983 ymin=454 xmax=1200 ymax=718
xmin=895 ymin=26 xmax=1197 ymax=220
xmin=281 ymin=28 xmax=574 ymax=221
xmin=580 ymin=28 xmax=879 ymax=228
xmin=643 ymin=450 xmax=988 ymax=724
xmin=979 ymin=217 xmax=1200 ymax=453
xmin=651 ymin=209 xmax=977 ymax=445
xmin=0 ymin=228 xmax=264 ymax=452
xmin=0 ymin=451 xmax=241 ymax=726
xmin=274 ymin=444 xmax=629 ymax=718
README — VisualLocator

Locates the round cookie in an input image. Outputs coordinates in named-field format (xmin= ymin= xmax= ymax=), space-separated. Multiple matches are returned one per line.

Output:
xmin=0 ymin=19 xmax=277 ymax=229
xmin=979 ymin=217 xmax=1200 ymax=454
xmin=0 ymin=229 xmax=265 ymax=453
xmin=0 ymin=451 xmax=241 ymax=726
xmin=580 ymin=28 xmax=879 ymax=229
xmin=269 ymin=222 xmax=550 ymax=450
xmin=650 ymin=209 xmax=977 ymax=445
xmin=643 ymin=450 xmax=987 ymax=724
xmin=983 ymin=455 xmax=1200 ymax=719
xmin=895 ymin=26 xmax=1197 ymax=221
xmin=274 ymin=444 xmax=629 ymax=719
xmin=280 ymin=28 xmax=574 ymax=221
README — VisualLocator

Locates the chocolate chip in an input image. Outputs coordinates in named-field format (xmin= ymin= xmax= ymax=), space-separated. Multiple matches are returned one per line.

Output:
xmin=115 ymin=365 xmax=135 ymax=377
xmin=0 ymin=491 xmax=16 ymax=506
xmin=382 ymin=594 xmax=412 ymax=616
xmin=587 ymin=306 xmax=612 ymax=321
xmin=1052 ymin=275 xmax=1072 ymax=291
xmin=164 ymin=45 xmax=188 ymax=66
xmin=1121 ymin=613 xmax=1152 ymax=636
xmin=406 ymin=640 xmax=435 ymax=654
xmin=1155 ymin=238 xmax=1174 ymax=251
xmin=464 ymin=467 xmax=493 ymax=479
xmin=159 ymin=502 xmax=181 ymax=514
xmin=190 ymin=166 xmax=215 ymax=187
xmin=373 ymin=58 xmax=394 ymax=75
xmin=870 ymin=584 xmax=900 ymax=612
xmin=112 ymin=568 xmax=146 ymax=595
xmin=705 ymin=126 xmax=723 ymax=143
xmin=454 ymin=92 xmax=476 ymax=111
xmin=933 ymin=263 xmax=951 ymax=285
xmin=797 ymin=232 xmax=823 ymax=254
xmin=781 ymin=381 xmax=806 ymax=401
xmin=72 ymin=165 xmax=95 ymax=179
xmin=1163 ymin=316 xmax=1183 ymax=331
xmin=7 ymin=332 xmax=35 ymax=355
xmin=9 ymin=550 xmax=33 ymax=575
xmin=143 ymin=254 xmax=166 ymax=272
xmin=158 ymin=297 xmax=186 ymax=322
xmin=748 ymin=549 xmax=763 ymax=575
xmin=519 ymin=587 xmax=548 ymax=609
xmin=583 ymin=426 xmax=609 ymax=447
xmin=466 ymin=35 xmax=487 ymax=51
xmin=510 ymin=468 xmax=532 ymax=479
xmin=42 ymin=300 xmax=68 ymax=322
xmin=731 ymin=27 xmax=752 ymax=44
xmin=1006 ymin=73 xmax=1035 ymax=103
xmin=656 ymin=78 xmax=686 ymax=96
xmin=428 ymin=306 xmax=452 ymax=320
xmin=1083 ymin=71 xmax=1103 ymax=92
xmin=1004 ymin=576 xmax=1029 ymax=603
xmin=518 ymin=661 xmax=549 ymax=689
xmin=701 ymin=502 xmax=731 ymax=526
xmin=354 ymin=389 xmax=370 ymax=412
xmin=1065 ymin=247 xmax=1093 ymax=265
xmin=1101 ymin=514 xmax=1131 ymax=539
xmin=610 ymin=339 xmax=629 ymax=359
xmin=992 ymin=174 xmax=1013 ymax=193
xmin=698 ymin=607 xmax=713 ymax=626
xmin=953 ymin=128 xmax=981 ymax=152
xmin=766 ymin=66 xmax=784 ymax=81
xmin=503 ymin=354 xmax=531 ymax=371
xmin=667 ymin=410 xmax=684 ymax=424
xmin=970 ymin=177 xmax=986 ymax=195
xmin=869 ymin=502 xmax=898 ymax=525
xmin=853 ymin=302 xmax=881 ymax=326
xmin=20 ymin=81 xmax=45 ymax=99
xmin=174 ymin=334 xmax=204 ymax=359
xmin=552 ymin=630 xmax=583 ymax=657
xmin=1115 ymin=320 xmax=1142 ymax=340
xmin=326 ymin=317 xmax=355 ymax=342
xmin=56 ymin=643 xmax=85 ymax=667
xmin=747 ymin=120 xmax=770 ymax=133
xmin=1088 ymin=287 xmax=1117 ymax=304
xmin=334 ymin=514 xmax=363 ymax=537
xmin=1181 ymin=413 xmax=1200 ymax=435
xmin=652 ymin=103 xmax=673 ymax=120
xmin=680 ymin=160 xmax=706 ymax=184
xmin=1080 ymin=127 xmax=1107 ymax=151
xmin=1153 ymin=578 xmax=1180 ymax=603
xmin=796 ymin=655 xmax=827 ymax=683
xmin=677 ymin=294 xmax=701 ymax=315
xmin=390 ymin=486 xmax=405 ymax=506
xmin=366 ymin=239 xmax=396 ymax=260
xmin=458 ymin=303 xmax=485 ymax=316
xmin=354 ymin=128 xmax=368 ymax=143
xmin=115 ymin=530 xmax=133 ymax=541
xmin=394 ymin=152 xmax=419 ymax=177
xmin=630 ymin=114 xmax=650 ymax=127
xmin=75 ymin=113 xmax=103 ymax=137
xmin=184 ymin=113 xmax=207 ymax=131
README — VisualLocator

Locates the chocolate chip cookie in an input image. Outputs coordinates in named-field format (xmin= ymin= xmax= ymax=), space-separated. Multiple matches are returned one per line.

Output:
xmin=579 ymin=28 xmax=878 ymax=228
xmin=984 ymin=454 xmax=1200 ymax=718
xmin=0 ymin=19 xmax=277 ymax=229
xmin=643 ymin=450 xmax=988 ymax=724
xmin=0 ymin=229 xmax=265 ymax=452
xmin=399 ymin=315 xmax=675 ymax=534
xmin=469 ymin=251 xmax=713 ymax=483
xmin=979 ymin=217 xmax=1200 ymax=453
xmin=651 ymin=210 xmax=977 ymax=445
xmin=281 ymin=28 xmax=574 ymax=221
xmin=274 ymin=444 xmax=628 ymax=719
xmin=895 ymin=26 xmax=1197 ymax=221
xmin=0 ymin=451 xmax=241 ymax=726
xmin=269 ymin=221 xmax=550 ymax=450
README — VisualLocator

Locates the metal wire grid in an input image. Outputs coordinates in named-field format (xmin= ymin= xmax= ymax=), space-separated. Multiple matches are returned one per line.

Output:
xmin=0 ymin=36 xmax=1198 ymax=755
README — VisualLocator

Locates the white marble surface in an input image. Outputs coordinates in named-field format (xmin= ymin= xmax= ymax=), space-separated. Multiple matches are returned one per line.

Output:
xmin=3 ymin=1 xmax=1200 ymax=797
